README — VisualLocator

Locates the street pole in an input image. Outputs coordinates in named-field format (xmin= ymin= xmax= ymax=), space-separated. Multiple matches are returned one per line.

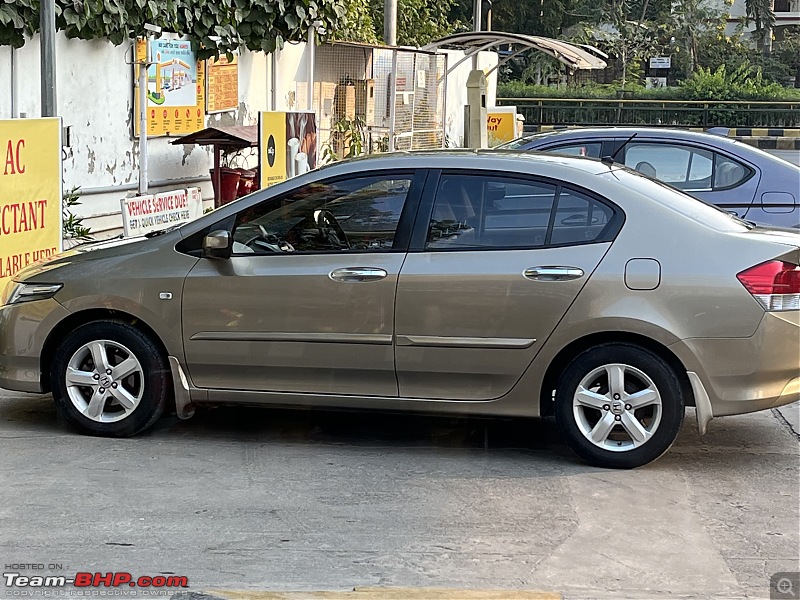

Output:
xmin=40 ymin=0 xmax=57 ymax=117
xmin=138 ymin=37 xmax=149 ymax=195
xmin=473 ymin=0 xmax=481 ymax=31
xmin=384 ymin=0 xmax=397 ymax=46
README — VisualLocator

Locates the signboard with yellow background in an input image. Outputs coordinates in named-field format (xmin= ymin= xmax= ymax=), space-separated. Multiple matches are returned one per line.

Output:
xmin=487 ymin=106 xmax=518 ymax=147
xmin=259 ymin=111 xmax=318 ymax=189
xmin=134 ymin=37 xmax=206 ymax=137
xmin=0 ymin=118 xmax=62 ymax=285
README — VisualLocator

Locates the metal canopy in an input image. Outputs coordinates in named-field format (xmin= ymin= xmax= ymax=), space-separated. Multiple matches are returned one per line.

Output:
xmin=423 ymin=32 xmax=607 ymax=72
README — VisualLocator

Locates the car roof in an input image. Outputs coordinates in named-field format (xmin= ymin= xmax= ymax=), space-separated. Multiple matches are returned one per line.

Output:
xmin=512 ymin=126 xmax=743 ymax=145
xmin=314 ymin=148 xmax=618 ymax=178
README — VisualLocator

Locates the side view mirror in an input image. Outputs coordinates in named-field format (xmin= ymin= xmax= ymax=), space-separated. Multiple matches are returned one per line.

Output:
xmin=202 ymin=229 xmax=232 ymax=259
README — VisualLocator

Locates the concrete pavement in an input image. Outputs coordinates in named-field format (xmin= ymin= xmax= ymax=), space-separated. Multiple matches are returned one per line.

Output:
xmin=0 ymin=389 xmax=797 ymax=599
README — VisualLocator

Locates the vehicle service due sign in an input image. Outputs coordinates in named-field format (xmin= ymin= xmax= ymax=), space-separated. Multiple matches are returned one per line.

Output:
xmin=0 ymin=118 xmax=63 ymax=285
xmin=120 ymin=187 xmax=204 ymax=237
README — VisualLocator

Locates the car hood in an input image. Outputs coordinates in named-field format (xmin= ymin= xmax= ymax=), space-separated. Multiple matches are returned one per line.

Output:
xmin=13 ymin=235 xmax=159 ymax=282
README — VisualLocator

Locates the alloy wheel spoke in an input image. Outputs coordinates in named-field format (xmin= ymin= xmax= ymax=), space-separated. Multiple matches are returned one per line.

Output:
xmin=605 ymin=364 xmax=626 ymax=398
xmin=112 ymin=357 xmax=139 ymax=381
xmin=109 ymin=385 xmax=137 ymax=412
xmin=89 ymin=341 xmax=111 ymax=372
xmin=590 ymin=412 xmax=617 ymax=444
xmin=575 ymin=385 xmax=609 ymax=410
xmin=85 ymin=389 xmax=107 ymax=419
xmin=620 ymin=412 xmax=652 ymax=446
xmin=66 ymin=367 xmax=96 ymax=387
xmin=627 ymin=388 xmax=660 ymax=409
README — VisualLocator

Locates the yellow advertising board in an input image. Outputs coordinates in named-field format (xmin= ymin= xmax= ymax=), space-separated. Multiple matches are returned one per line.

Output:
xmin=259 ymin=111 xmax=318 ymax=189
xmin=134 ymin=37 xmax=206 ymax=137
xmin=207 ymin=54 xmax=239 ymax=114
xmin=487 ymin=107 xmax=518 ymax=147
xmin=259 ymin=112 xmax=287 ymax=189
xmin=0 ymin=118 xmax=62 ymax=284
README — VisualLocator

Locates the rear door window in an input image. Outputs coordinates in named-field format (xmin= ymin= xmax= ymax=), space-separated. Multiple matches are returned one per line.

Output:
xmin=425 ymin=173 xmax=618 ymax=250
xmin=624 ymin=142 xmax=750 ymax=191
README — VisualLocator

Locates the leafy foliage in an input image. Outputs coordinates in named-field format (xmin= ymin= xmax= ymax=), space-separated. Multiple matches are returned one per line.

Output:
xmin=62 ymin=186 xmax=93 ymax=242
xmin=332 ymin=0 xmax=461 ymax=47
xmin=1 ymin=0 xmax=345 ymax=58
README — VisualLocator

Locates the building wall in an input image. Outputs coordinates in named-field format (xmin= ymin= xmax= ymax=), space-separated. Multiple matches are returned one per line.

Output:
xmin=0 ymin=35 xmax=497 ymax=238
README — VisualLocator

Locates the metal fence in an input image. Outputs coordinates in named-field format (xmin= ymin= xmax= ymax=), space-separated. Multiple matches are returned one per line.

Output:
xmin=313 ymin=43 xmax=447 ymax=161
xmin=498 ymin=98 xmax=800 ymax=128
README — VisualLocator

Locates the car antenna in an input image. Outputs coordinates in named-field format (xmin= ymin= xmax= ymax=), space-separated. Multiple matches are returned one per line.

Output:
xmin=602 ymin=133 xmax=637 ymax=166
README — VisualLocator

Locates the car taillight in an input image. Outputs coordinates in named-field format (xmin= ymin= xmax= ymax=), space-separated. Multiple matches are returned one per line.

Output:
xmin=737 ymin=260 xmax=800 ymax=311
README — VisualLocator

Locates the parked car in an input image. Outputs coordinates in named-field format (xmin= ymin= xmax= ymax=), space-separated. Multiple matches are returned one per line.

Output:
xmin=1 ymin=151 xmax=798 ymax=468
xmin=499 ymin=127 xmax=800 ymax=228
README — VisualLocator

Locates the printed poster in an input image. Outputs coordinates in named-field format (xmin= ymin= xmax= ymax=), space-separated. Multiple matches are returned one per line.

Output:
xmin=0 ymin=118 xmax=62 ymax=284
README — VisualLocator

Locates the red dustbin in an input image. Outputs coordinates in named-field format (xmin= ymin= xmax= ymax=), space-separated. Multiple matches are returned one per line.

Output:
xmin=210 ymin=167 xmax=241 ymax=206
xmin=236 ymin=169 xmax=257 ymax=198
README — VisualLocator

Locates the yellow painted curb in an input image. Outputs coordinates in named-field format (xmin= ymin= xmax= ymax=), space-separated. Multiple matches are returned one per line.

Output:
xmin=210 ymin=588 xmax=561 ymax=600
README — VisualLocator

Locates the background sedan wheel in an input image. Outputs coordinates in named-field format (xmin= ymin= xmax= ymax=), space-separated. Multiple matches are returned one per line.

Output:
xmin=51 ymin=321 xmax=169 ymax=437
xmin=555 ymin=343 xmax=685 ymax=468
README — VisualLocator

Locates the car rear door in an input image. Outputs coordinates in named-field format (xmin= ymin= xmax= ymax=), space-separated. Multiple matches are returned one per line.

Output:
xmin=394 ymin=170 xmax=622 ymax=400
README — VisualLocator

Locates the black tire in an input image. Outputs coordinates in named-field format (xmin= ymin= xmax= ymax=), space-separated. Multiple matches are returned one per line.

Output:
xmin=554 ymin=343 xmax=685 ymax=469
xmin=50 ymin=320 xmax=170 ymax=437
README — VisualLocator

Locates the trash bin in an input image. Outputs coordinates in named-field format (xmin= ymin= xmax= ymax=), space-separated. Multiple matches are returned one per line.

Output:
xmin=210 ymin=167 xmax=241 ymax=206
xmin=236 ymin=169 xmax=257 ymax=198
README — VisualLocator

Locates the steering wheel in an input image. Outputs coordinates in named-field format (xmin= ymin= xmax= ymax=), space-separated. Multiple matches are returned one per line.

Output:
xmin=315 ymin=209 xmax=350 ymax=249
xmin=242 ymin=224 xmax=295 ymax=253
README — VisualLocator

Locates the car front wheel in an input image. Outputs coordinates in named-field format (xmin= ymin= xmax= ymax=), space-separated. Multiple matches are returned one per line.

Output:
xmin=50 ymin=321 xmax=169 ymax=437
xmin=554 ymin=343 xmax=685 ymax=468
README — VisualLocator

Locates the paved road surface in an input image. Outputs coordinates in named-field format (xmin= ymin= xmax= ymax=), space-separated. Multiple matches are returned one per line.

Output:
xmin=1 ymin=390 xmax=798 ymax=599
xmin=768 ymin=149 xmax=800 ymax=165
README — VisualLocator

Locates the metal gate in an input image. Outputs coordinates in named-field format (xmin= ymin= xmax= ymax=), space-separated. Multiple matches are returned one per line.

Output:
xmin=313 ymin=42 xmax=447 ymax=161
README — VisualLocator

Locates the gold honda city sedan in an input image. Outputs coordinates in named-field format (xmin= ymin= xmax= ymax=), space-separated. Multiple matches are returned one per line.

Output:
xmin=1 ymin=151 xmax=798 ymax=468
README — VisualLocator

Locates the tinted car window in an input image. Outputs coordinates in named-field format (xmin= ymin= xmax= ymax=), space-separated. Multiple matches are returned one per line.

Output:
xmin=713 ymin=155 xmax=750 ymax=188
xmin=551 ymin=189 xmax=615 ymax=245
xmin=625 ymin=143 xmax=713 ymax=189
xmin=624 ymin=142 xmax=750 ymax=191
xmin=546 ymin=143 xmax=603 ymax=158
xmin=233 ymin=175 xmax=412 ymax=254
xmin=426 ymin=174 xmax=614 ymax=250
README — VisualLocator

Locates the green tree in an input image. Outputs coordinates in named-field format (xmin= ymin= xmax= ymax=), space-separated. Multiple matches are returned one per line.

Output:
xmin=0 ymin=0 xmax=347 ymax=58
xmin=744 ymin=0 xmax=776 ymax=55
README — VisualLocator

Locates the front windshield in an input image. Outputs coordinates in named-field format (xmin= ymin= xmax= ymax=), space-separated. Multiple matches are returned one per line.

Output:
xmin=496 ymin=135 xmax=541 ymax=150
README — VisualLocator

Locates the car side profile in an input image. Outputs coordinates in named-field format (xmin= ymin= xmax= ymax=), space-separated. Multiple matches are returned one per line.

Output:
xmin=500 ymin=127 xmax=800 ymax=228
xmin=1 ymin=151 xmax=798 ymax=469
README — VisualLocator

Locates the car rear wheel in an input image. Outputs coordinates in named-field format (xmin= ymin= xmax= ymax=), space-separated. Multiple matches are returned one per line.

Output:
xmin=50 ymin=321 xmax=169 ymax=437
xmin=554 ymin=343 xmax=685 ymax=468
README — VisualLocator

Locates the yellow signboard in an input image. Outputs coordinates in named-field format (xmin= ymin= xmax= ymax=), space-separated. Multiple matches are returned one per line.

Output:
xmin=487 ymin=107 xmax=518 ymax=147
xmin=259 ymin=111 xmax=318 ymax=189
xmin=259 ymin=112 xmax=287 ymax=189
xmin=207 ymin=54 xmax=239 ymax=114
xmin=0 ymin=118 xmax=62 ymax=284
xmin=134 ymin=37 xmax=206 ymax=137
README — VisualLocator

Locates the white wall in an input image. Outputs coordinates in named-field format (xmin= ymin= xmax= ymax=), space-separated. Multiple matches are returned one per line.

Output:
xmin=442 ymin=49 xmax=499 ymax=147
xmin=0 ymin=33 xmax=298 ymax=237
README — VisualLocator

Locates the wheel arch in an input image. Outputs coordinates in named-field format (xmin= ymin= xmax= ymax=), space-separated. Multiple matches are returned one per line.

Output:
xmin=538 ymin=331 xmax=694 ymax=417
xmin=40 ymin=308 xmax=170 ymax=393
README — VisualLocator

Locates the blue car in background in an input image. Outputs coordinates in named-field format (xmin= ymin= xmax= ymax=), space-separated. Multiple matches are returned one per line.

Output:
xmin=500 ymin=127 xmax=800 ymax=228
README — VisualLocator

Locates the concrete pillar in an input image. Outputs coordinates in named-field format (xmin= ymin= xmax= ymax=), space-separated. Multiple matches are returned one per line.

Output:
xmin=465 ymin=70 xmax=487 ymax=148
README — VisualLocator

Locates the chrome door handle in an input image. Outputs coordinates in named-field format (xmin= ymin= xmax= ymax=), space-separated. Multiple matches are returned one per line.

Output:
xmin=329 ymin=267 xmax=388 ymax=282
xmin=524 ymin=266 xmax=585 ymax=281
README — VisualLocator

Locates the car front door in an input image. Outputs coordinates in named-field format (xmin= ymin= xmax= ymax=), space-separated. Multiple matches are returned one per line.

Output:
xmin=181 ymin=171 xmax=423 ymax=396
xmin=394 ymin=170 xmax=622 ymax=400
